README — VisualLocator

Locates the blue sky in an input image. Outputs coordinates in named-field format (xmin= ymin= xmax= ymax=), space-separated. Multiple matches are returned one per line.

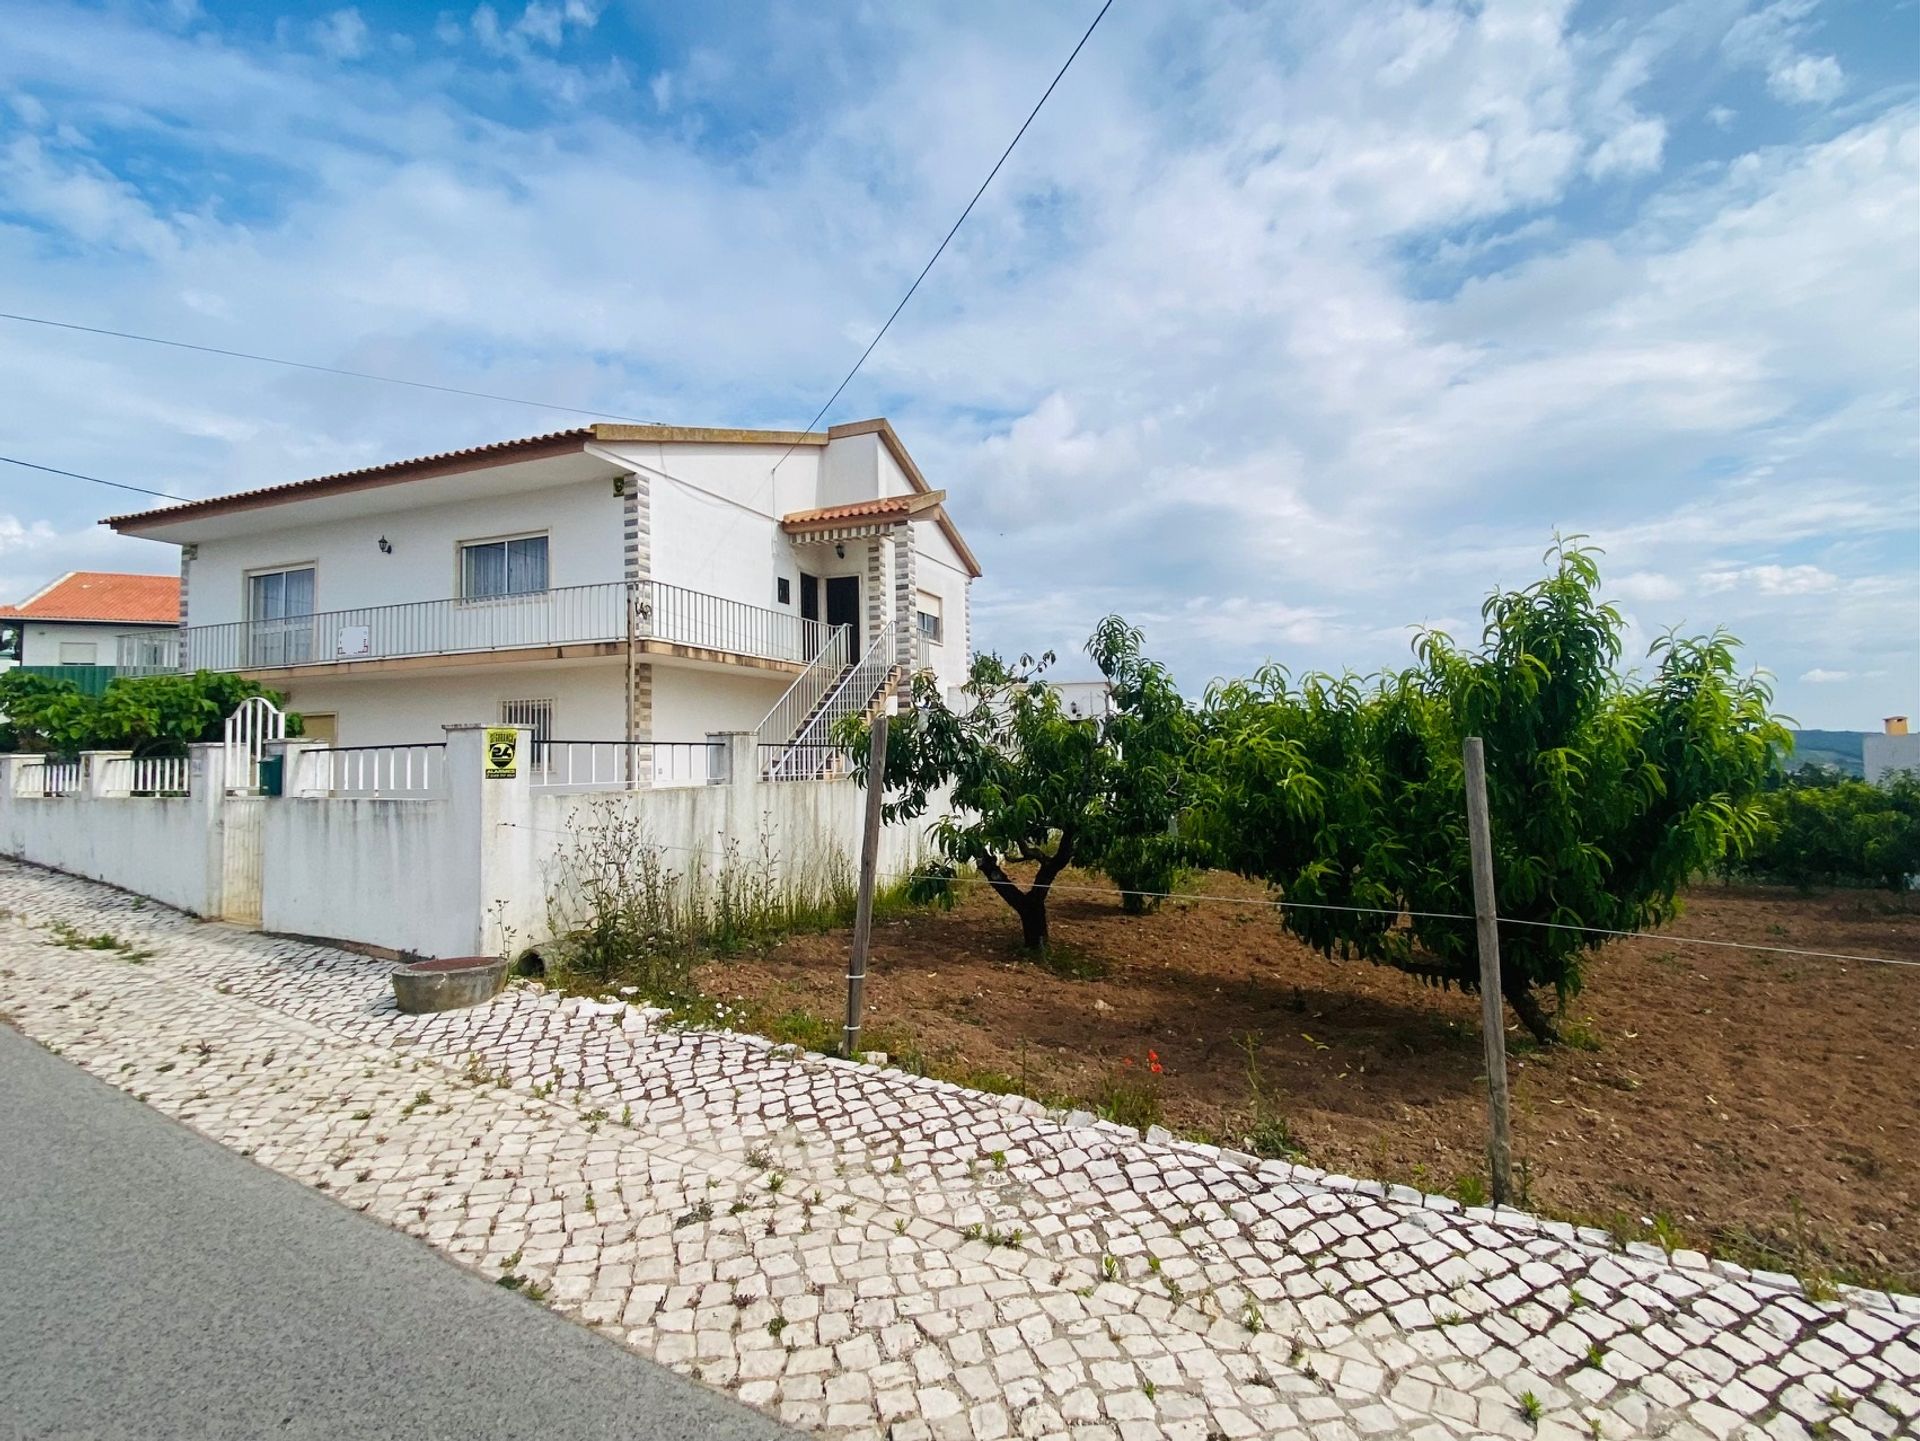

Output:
xmin=0 ymin=0 xmax=1914 ymax=728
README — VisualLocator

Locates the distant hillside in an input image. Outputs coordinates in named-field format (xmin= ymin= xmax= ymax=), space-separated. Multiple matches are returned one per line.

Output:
xmin=1785 ymin=729 xmax=1869 ymax=777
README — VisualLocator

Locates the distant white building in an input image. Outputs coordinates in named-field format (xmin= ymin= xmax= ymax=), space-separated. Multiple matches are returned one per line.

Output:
xmin=104 ymin=419 xmax=979 ymax=767
xmin=0 ymin=571 xmax=181 ymax=675
xmin=1864 ymin=716 xmax=1920 ymax=786
xmin=1051 ymin=680 xmax=1114 ymax=719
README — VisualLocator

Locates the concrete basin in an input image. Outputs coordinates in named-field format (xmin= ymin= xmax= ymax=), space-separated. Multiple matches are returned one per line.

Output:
xmin=391 ymin=955 xmax=509 ymax=1014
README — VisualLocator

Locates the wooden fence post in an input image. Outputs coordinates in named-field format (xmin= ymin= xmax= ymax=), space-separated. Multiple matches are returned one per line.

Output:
xmin=1462 ymin=735 xmax=1514 ymax=1205
xmin=843 ymin=713 xmax=889 ymax=1058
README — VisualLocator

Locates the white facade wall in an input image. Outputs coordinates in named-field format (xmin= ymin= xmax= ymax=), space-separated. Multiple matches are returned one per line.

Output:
xmin=268 ymin=664 xmax=790 ymax=749
xmin=151 ymin=427 xmax=974 ymax=745
xmin=1864 ymin=732 xmax=1920 ymax=786
xmin=909 ymin=525 xmax=972 ymax=691
xmin=184 ymin=478 xmax=626 ymax=628
xmin=652 ymin=667 xmax=788 ymax=743
xmin=20 ymin=620 xmax=173 ymax=667
xmin=272 ymin=663 xmax=629 ymax=748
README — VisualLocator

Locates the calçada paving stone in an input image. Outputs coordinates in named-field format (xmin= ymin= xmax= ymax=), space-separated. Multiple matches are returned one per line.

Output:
xmin=0 ymin=858 xmax=1913 ymax=1440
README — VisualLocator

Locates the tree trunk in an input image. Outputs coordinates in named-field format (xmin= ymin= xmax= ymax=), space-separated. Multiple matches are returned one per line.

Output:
xmin=1013 ymin=892 xmax=1049 ymax=949
xmin=1504 ymin=976 xmax=1558 ymax=1045
xmin=979 ymin=835 xmax=1075 ymax=953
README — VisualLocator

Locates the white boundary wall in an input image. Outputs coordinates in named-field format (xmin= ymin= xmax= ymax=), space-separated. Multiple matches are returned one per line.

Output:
xmin=0 ymin=729 xmax=939 ymax=961
xmin=0 ymin=748 xmax=231 ymax=915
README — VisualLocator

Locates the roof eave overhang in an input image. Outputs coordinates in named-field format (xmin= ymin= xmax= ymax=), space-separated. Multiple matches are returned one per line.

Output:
xmin=103 ymin=430 xmax=599 ymax=539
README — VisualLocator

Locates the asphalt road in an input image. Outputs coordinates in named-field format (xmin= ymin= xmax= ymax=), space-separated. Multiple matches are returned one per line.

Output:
xmin=0 ymin=1024 xmax=794 ymax=1441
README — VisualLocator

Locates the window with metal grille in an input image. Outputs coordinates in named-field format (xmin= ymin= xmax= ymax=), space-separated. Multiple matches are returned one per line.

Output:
xmin=500 ymin=699 xmax=553 ymax=767
xmin=461 ymin=534 xmax=549 ymax=599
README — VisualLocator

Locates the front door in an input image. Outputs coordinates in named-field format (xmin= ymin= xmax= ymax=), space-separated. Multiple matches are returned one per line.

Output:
xmin=825 ymin=576 xmax=860 ymax=650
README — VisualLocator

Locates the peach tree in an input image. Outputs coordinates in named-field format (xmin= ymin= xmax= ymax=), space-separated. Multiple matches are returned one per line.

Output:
xmin=842 ymin=617 xmax=1194 ymax=950
xmin=1195 ymin=541 xmax=1785 ymax=1042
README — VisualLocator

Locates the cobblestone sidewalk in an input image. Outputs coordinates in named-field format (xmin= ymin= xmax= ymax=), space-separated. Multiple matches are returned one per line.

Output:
xmin=0 ymin=859 xmax=1913 ymax=1441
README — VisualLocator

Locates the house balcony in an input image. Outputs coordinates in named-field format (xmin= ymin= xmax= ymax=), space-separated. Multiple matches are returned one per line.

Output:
xmin=177 ymin=580 xmax=834 ymax=680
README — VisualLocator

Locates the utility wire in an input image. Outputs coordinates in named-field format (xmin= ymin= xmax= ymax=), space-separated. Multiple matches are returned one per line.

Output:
xmin=772 ymin=0 xmax=1117 ymax=470
xmin=2 ymin=2 xmax=1116 ymax=494
xmin=495 ymin=818 xmax=1920 ymax=971
xmin=0 ymin=454 xmax=188 ymax=502
xmin=0 ymin=311 xmax=658 ymax=428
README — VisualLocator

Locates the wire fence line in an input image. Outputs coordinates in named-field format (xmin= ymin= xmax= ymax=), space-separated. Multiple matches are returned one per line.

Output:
xmin=496 ymin=820 xmax=1920 ymax=971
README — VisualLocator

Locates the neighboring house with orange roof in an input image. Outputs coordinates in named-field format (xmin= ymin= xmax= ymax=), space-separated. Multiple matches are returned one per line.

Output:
xmin=102 ymin=420 xmax=978 ymax=769
xmin=0 ymin=571 xmax=181 ymax=677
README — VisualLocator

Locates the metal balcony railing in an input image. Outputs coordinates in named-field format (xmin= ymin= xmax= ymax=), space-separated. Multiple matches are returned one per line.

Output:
xmin=116 ymin=631 xmax=181 ymax=674
xmin=176 ymin=581 xmax=834 ymax=674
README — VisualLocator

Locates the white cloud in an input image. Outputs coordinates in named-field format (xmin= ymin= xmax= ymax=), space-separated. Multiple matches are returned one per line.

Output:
xmin=1799 ymin=667 xmax=1850 ymax=683
xmin=1724 ymin=0 xmax=1845 ymax=107
xmin=1588 ymin=117 xmax=1667 ymax=179
xmin=311 ymin=8 xmax=369 ymax=61
xmin=1610 ymin=571 xmax=1683 ymax=604
xmin=1767 ymin=53 xmax=1843 ymax=105
xmin=1701 ymin=564 xmax=1839 ymax=596
xmin=0 ymin=514 xmax=60 ymax=556
xmin=0 ymin=0 xmax=1909 ymax=728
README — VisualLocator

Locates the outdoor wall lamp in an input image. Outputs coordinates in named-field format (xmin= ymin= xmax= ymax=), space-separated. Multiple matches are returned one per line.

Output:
xmin=835 ymin=541 xmax=846 ymax=559
xmin=378 ymin=536 xmax=393 ymax=554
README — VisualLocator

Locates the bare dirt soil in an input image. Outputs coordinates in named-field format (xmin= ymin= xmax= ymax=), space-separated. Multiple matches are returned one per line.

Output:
xmin=694 ymin=872 xmax=1920 ymax=1289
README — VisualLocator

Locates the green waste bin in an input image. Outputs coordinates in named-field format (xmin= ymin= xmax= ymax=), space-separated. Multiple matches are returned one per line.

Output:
xmin=259 ymin=754 xmax=285 ymax=797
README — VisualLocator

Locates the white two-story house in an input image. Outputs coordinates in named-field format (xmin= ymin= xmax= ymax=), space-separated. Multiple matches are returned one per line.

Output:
xmin=104 ymin=419 xmax=979 ymax=773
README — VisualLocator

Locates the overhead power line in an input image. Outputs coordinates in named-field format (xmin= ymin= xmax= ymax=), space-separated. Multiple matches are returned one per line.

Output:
xmin=3 ymin=0 xmax=1113 ymax=482
xmin=2 ymin=3 xmax=1114 ymax=504
xmin=0 ymin=311 xmax=657 ymax=427
xmin=0 ymin=454 xmax=187 ymax=502
xmin=775 ymin=0 xmax=1117 ymax=466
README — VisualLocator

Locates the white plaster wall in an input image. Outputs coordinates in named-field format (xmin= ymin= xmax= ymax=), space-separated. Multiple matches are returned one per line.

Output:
xmin=652 ymin=667 xmax=788 ymax=743
xmin=875 ymin=440 xmax=917 ymax=501
xmin=530 ymin=777 xmax=941 ymax=938
xmin=0 ymin=796 xmax=218 ymax=915
xmin=260 ymin=798 xmax=468 ymax=957
xmin=184 ymin=478 xmax=626 ymax=628
xmin=1864 ymin=733 xmax=1920 ymax=786
xmin=821 ymin=431 xmax=880 ymax=509
xmin=162 ymin=430 xmax=977 ymax=743
xmin=272 ymin=663 xmax=628 ymax=747
xmin=21 ymin=620 xmax=172 ymax=667
xmin=909 ymin=527 xmax=973 ymax=693
xmin=647 ymin=468 xmax=785 ymax=610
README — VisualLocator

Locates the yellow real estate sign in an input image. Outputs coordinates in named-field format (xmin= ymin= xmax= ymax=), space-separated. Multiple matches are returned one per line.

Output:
xmin=484 ymin=727 xmax=519 ymax=779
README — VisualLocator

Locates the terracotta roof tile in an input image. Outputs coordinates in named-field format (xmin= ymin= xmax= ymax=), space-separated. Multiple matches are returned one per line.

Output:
xmin=0 ymin=571 xmax=180 ymax=624
xmin=783 ymin=496 xmax=921 ymax=524
xmin=781 ymin=490 xmax=949 ymax=532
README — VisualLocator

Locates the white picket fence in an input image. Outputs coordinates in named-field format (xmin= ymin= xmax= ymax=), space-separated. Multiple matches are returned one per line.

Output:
xmin=19 ymin=759 xmax=83 ymax=797
xmin=294 ymin=744 xmax=445 ymax=797
xmin=102 ymin=755 xmax=192 ymax=795
xmin=531 ymin=739 xmax=725 ymax=791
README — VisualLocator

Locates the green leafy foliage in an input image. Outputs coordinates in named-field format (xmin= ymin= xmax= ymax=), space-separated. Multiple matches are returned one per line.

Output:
xmin=1738 ymin=770 xmax=1920 ymax=891
xmin=840 ymin=617 xmax=1195 ymax=949
xmin=0 ymin=669 xmax=296 ymax=755
xmin=1194 ymin=540 xmax=1786 ymax=1041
